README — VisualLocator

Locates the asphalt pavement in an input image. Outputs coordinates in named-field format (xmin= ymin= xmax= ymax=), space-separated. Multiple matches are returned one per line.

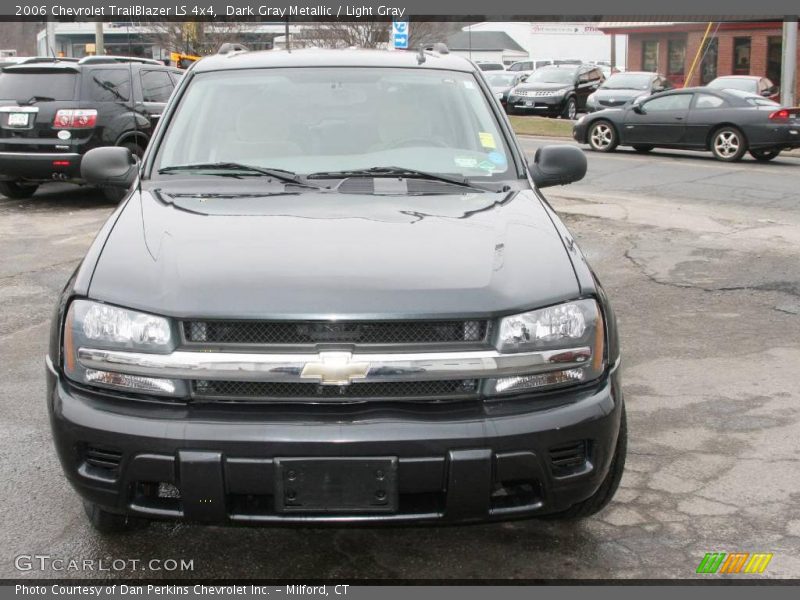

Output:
xmin=1 ymin=145 xmax=799 ymax=580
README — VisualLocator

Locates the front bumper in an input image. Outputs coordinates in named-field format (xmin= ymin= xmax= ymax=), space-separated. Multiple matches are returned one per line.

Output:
xmin=0 ymin=151 xmax=82 ymax=181
xmin=47 ymin=361 xmax=623 ymax=525
xmin=508 ymin=94 xmax=567 ymax=114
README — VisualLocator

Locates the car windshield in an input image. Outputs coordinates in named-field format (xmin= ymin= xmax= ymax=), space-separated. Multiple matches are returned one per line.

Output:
xmin=708 ymin=78 xmax=756 ymax=92
xmin=602 ymin=73 xmax=651 ymax=90
xmin=486 ymin=73 xmax=517 ymax=86
xmin=478 ymin=63 xmax=504 ymax=71
xmin=155 ymin=67 xmax=514 ymax=181
xmin=0 ymin=70 xmax=77 ymax=101
xmin=527 ymin=68 xmax=576 ymax=84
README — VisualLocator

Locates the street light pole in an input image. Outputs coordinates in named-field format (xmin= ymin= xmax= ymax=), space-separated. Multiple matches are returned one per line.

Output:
xmin=94 ymin=21 xmax=104 ymax=56
xmin=780 ymin=17 xmax=797 ymax=107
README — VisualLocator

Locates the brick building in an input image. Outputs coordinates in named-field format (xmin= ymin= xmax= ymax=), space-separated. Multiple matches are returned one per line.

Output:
xmin=599 ymin=21 xmax=799 ymax=98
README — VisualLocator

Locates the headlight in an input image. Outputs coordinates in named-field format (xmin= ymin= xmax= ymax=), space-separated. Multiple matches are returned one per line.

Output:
xmin=487 ymin=299 xmax=605 ymax=396
xmin=63 ymin=299 xmax=185 ymax=397
xmin=495 ymin=91 xmax=504 ymax=100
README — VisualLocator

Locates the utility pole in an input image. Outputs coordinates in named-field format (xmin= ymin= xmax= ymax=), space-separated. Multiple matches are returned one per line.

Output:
xmin=45 ymin=21 xmax=56 ymax=56
xmin=285 ymin=19 xmax=291 ymax=51
xmin=94 ymin=22 xmax=104 ymax=56
xmin=780 ymin=17 xmax=797 ymax=107
xmin=610 ymin=33 xmax=616 ymax=69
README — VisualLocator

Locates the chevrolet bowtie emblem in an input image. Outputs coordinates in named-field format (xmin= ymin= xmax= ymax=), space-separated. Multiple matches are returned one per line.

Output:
xmin=300 ymin=352 xmax=370 ymax=386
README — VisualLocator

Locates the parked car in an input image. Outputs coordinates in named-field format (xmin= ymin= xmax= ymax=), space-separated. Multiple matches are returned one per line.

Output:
xmin=507 ymin=64 xmax=605 ymax=119
xmin=484 ymin=71 xmax=527 ymax=109
xmin=573 ymin=87 xmax=799 ymax=161
xmin=707 ymin=75 xmax=780 ymax=102
xmin=475 ymin=61 xmax=505 ymax=71
xmin=0 ymin=56 xmax=182 ymax=200
xmin=47 ymin=47 xmax=625 ymax=532
xmin=586 ymin=71 xmax=672 ymax=112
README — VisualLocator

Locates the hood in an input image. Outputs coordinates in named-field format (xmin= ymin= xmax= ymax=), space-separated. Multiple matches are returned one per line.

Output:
xmin=87 ymin=181 xmax=579 ymax=319
xmin=592 ymin=88 xmax=645 ymax=101
xmin=516 ymin=81 xmax=573 ymax=92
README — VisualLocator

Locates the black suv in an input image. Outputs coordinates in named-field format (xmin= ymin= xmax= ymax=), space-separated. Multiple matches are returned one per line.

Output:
xmin=0 ymin=56 xmax=181 ymax=200
xmin=507 ymin=64 xmax=605 ymax=119
xmin=47 ymin=47 xmax=625 ymax=532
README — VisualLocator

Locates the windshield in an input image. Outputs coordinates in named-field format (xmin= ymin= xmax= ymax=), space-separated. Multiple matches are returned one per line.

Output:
xmin=0 ymin=71 xmax=77 ymax=101
xmin=602 ymin=73 xmax=651 ymax=90
xmin=155 ymin=67 xmax=515 ymax=181
xmin=708 ymin=78 xmax=756 ymax=92
xmin=486 ymin=73 xmax=517 ymax=87
xmin=527 ymin=68 xmax=576 ymax=84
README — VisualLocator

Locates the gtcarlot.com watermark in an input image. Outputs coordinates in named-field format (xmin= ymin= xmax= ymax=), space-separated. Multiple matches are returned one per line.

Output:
xmin=14 ymin=554 xmax=194 ymax=573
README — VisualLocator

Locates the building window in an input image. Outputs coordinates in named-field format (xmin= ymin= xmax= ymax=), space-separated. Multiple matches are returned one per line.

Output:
xmin=667 ymin=39 xmax=686 ymax=77
xmin=642 ymin=40 xmax=658 ymax=72
xmin=733 ymin=37 xmax=751 ymax=75
xmin=767 ymin=36 xmax=782 ymax=85
xmin=700 ymin=37 xmax=718 ymax=84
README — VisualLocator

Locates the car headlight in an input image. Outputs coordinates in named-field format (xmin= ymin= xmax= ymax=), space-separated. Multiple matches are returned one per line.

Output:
xmin=495 ymin=91 xmax=504 ymax=100
xmin=487 ymin=299 xmax=605 ymax=396
xmin=63 ymin=299 xmax=186 ymax=397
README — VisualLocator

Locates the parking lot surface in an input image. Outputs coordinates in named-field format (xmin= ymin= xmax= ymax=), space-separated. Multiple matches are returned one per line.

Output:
xmin=1 ymin=144 xmax=799 ymax=579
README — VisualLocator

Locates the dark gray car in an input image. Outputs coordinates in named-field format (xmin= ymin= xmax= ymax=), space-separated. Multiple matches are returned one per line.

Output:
xmin=47 ymin=47 xmax=625 ymax=532
xmin=585 ymin=71 xmax=672 ymax=112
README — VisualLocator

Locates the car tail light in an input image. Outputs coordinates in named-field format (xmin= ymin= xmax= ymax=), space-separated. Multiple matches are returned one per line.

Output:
xmin=769 ymin=108 xmax=799 ymax=121
xmin=53 ymin=109 xmax=97 ymax=129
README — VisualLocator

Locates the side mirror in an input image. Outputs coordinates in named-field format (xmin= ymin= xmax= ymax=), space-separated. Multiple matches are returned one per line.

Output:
xmin=81 ymin=146 xmax=138 ymax=189
xmin=632 ymin=101 xmax=646 ymax=114
xmin=529 ymin=145 xmax=587 ymax=189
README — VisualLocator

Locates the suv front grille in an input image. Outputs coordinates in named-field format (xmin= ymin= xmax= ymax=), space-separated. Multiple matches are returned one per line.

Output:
xmin=183 ymin=319 xmax=489 ymax=347
xmin=193 ymin=379 xmax=479 ymax=402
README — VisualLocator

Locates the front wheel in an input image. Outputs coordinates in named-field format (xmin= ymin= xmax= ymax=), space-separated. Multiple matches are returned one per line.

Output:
xmin=587 ymin=120 xmax=618 ymax=152
xmin=749 ymin=148 xmax=781 ymax=162
xmin=561 ymin=97 xmax=577 ymax=120
xmin=0 ymin=181 xmax=38 ymax=199
xmin=542 ymin=406 xmax=627 ymax=520
xmin=711 ymin=127 xmax=747 ymax=162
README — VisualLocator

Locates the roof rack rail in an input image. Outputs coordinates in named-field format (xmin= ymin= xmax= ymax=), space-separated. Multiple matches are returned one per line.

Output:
xmin=14 ymin=56 xmax=80 ymax=64
xmin=78 ymin=56 xmax=162 ymax=66
xmin=218 ymin=43 xmax=249 ymax=55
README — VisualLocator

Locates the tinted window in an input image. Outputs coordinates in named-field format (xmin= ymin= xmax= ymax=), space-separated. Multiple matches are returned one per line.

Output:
xmin=87 ymin=69 xmax=131 ymax=102
xmin=0 ymin=71 xmax=77 ymax=101
xmin=643 ymin=94 xmax=692 ymax=111
xmin=694 ymin=94 xmax=726 ymax=109
xmin=733 ymin=37 xmax=751 ymax=75
xmin=141 ymin=70 xmax=174 ymax=102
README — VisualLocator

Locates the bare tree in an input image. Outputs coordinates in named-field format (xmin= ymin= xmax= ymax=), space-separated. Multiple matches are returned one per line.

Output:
xmin=142 ymin=22 xmax=250 ymax=56
xmin=293 ymin=22 xmax=390 ymax=49
xmin=407 ymin=21 xmax=465 ymax=49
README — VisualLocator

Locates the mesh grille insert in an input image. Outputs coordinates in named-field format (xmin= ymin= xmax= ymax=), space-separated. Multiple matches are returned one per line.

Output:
xmin=193 ymin=379 xmax=479 ymax=401
xmin=184 ymin=319 xmax=488 ymax=346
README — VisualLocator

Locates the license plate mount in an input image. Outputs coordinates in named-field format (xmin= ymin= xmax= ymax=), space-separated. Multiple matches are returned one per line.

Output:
xmin=275 ymin=457 xmax=398 ymax=513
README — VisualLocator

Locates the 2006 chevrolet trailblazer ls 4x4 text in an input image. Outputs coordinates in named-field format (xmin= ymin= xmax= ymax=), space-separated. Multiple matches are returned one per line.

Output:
xmin=46 ymin=46 xmax=626 ymax=532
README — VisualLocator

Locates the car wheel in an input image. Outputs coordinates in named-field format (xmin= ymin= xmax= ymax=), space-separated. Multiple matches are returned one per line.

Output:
xmin=0 ymin=181 xmax=38 ymax=199
xmin=561 ymin=97 xmax=577 ymax=120
xmin=633 ymin=145 xmax=654 ymax=153
xmin=83 ymin=501 xmax=148 ymax=534
xmin=749 ymin=148 xmax=781 ymax=162
xmin=587 ymin=120 xmax=618 ymax=152
xmin=711 ymin=127 xmax=747 ymax=162
xmin=541 ymin=405 xmax=627 ymax=520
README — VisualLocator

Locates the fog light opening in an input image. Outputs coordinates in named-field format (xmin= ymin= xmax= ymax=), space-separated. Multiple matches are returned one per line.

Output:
xmin=158 ymin=482 xmax=181 ymax=499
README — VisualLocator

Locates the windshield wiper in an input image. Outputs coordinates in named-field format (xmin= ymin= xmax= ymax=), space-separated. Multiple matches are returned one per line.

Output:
xmin=93 ymin=77 xmax=128 ymax=102
xmin=20 ymin=95 xmax=55 ymax=105
xmin=158 ymin=162 xmax=322 ymax=189
xmin=306 ymin=166 xmax=488 ymax=192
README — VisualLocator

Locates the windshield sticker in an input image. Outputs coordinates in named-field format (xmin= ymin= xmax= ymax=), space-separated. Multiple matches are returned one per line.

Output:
xmin=487 ymin=151 xmax=507 ymax=166
xmin=463 ymin=80 xmax=475 ymax=89
xmin=478 ymin=159 xmax=497 ymax=172
xmin=479 ymin=132 xmax=496 ymax=149
xmin=454 ymin=156 xmax=479 ymax=168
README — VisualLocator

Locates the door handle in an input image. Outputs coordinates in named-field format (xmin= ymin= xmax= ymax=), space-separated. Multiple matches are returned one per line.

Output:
xmin=675 ymin=116 xmax=684 ymax=121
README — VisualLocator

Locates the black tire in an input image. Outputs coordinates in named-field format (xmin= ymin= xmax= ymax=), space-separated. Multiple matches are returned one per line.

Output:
xmin=542 ymin=406 xmax=627 ymax=520
xmin=710 ymin=126 xmax=747 ymax=162
xmin=633 ymin=145 xmax=654 ymax=153
xmin=587 ymin=120 xmax=618 ymax=152
xmin=0 ymin=181 xmax=38 ymax=199
xmin=749 ymin=148 xmax=781 ymax=162
xmin=561 ymin=97 xmax=577 ymax=120
xmin=83 ymin=501 xmax=148 ymax=534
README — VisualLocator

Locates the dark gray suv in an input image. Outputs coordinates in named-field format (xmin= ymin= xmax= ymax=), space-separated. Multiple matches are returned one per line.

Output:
xmin=47 ymin=46 xmax=625 ymax=532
